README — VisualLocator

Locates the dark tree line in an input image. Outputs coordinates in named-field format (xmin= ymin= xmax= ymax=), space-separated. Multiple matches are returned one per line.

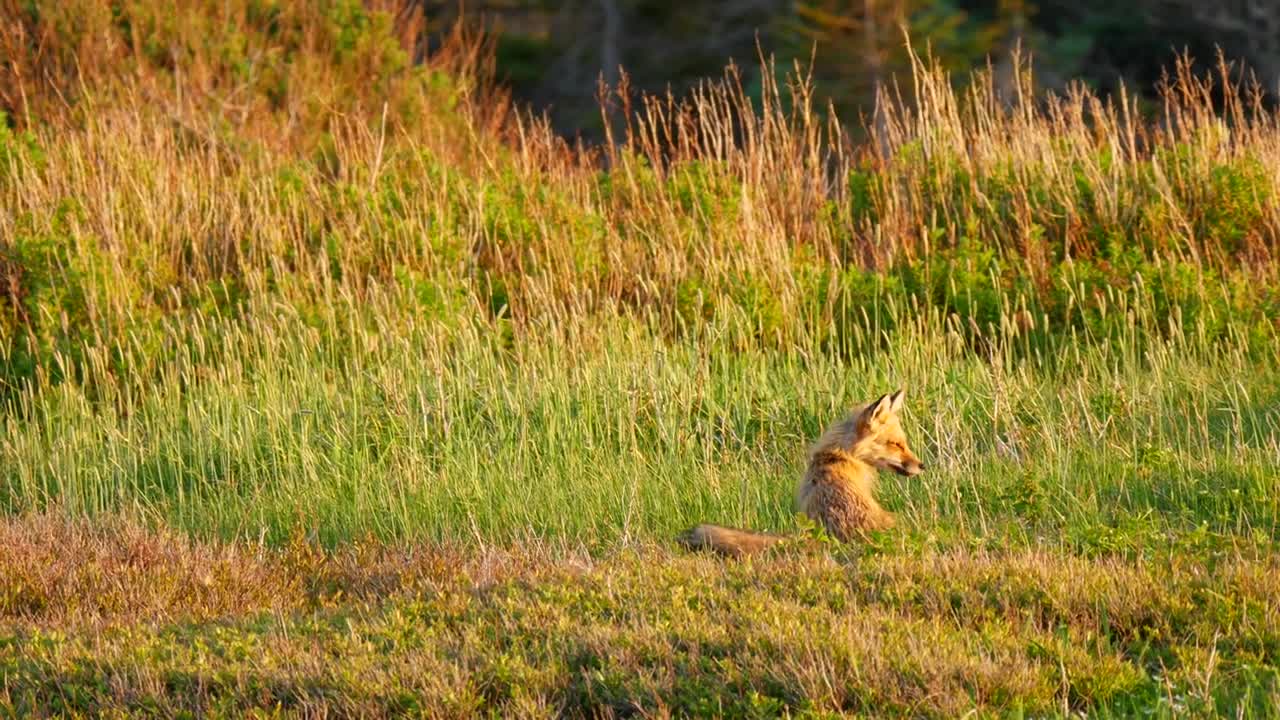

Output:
xmin=414 ymin=1 xmax=1280 ymax=138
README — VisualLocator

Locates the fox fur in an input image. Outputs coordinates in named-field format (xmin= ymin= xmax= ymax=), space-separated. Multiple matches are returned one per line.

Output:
xmin=679 ymin=389 xmax=925 ymax=557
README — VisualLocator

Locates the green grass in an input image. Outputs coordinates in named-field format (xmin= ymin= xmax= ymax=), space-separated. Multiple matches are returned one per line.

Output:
xmin=2 ymin=1 xmax=1280 ymax=715
xmin=4 ymin=290 xmax=1279 ymax=553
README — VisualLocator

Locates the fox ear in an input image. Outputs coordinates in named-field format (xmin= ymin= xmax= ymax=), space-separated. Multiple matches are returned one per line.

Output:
xmin=864 ymin=393 xmax=893 ymax=425
xmin=889 ymin=389 xmax=906 ymax=413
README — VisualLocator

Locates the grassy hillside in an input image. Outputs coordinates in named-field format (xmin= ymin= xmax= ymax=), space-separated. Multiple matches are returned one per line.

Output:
xmin=1 ymin=1 xmax=1279 ymax=716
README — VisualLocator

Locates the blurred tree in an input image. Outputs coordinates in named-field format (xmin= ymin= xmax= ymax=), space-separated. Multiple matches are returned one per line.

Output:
xmin=783 ymin=0 xmax=1011 ymax=116
xmin=1162 ymin=0 xmax=1278 ymax=86
xmin=412 ymin=0 xmax=787 ymax=138
xmin=408 ymin=0 xmax=1280 ymax=139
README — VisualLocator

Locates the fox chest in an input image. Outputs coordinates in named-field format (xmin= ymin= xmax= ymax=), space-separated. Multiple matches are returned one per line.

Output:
xmin=796 ymin=464 xmax=878 ymax=538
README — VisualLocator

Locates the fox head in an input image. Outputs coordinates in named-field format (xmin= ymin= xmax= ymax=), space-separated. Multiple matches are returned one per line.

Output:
xmin=851 ymin=389 xmax=925 ymax=477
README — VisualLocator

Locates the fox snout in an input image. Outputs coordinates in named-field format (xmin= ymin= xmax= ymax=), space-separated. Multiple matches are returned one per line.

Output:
xmin=893 ymin=458 xmax=925 ymax=477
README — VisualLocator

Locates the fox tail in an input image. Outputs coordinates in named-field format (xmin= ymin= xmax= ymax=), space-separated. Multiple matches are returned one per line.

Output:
xmin=677 ymin=523 xmax=786 ymax=558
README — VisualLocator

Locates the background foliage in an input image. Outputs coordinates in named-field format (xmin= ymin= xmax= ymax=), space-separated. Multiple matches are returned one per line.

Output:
xmin=408 ymin=0 xmax=1280 ymax=138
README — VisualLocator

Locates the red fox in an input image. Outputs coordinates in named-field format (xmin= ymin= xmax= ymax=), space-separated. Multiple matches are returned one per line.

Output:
xmin=679 ymin=389 xmax=924 ymax=557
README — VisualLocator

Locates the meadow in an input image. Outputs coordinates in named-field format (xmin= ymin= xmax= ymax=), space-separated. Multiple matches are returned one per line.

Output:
xmin=1 ymin=1 xmax=1279 ymax=716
